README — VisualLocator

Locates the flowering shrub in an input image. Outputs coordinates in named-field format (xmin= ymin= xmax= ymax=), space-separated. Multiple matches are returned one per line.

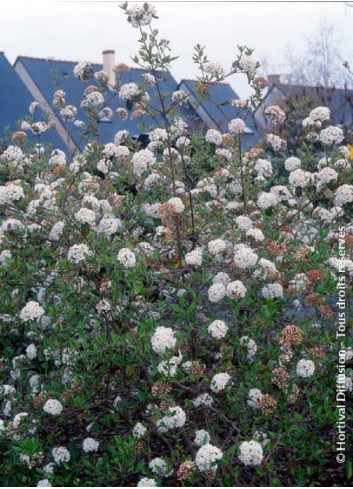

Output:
xmin=0 ymin=3 xmax=352 ymax=487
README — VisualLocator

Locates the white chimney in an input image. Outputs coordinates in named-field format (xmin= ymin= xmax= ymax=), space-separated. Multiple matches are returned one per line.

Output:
xmin=103 ymin=50 xmax=116 ymax=87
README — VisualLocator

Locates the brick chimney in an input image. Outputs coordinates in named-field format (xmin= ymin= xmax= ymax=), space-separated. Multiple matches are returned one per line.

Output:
xmin=267 ymin=74 xmax=281 ymax=86
xmin=103 ymin=50 xmax=116 ymax=87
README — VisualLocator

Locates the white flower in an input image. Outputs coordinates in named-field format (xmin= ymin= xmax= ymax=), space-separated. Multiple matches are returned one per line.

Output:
xmin=238 ymin=54 xmax=257 ymax=74
xmin=119 ymin=82 xmax=141 ymax=100
xmin=49 ymin=221 xmax=65 ymax=241
xmin=185 ymin=248 xmax=203 ymax=266
xmin=193 ymin=393 xmax=214 ymax=407
xmin=52 ymin=446 xmax=70 ymax=464
xmin=235 ymin=215 xmax=253 ymax=231
xmin=149 ymin=458 xmax=172 ymax=477
xmin=257 ymin=192 xmax=278 ymax=210
xmin=26 ymin=344 xmax=37 ymax=360
xmin=247 ymin=388 xmax=263 ymax=407
xmin=67 ymin=244 xmax=92 ymax=264
xmin=233 ymin=244 xmax=258 ymax=269
xmin=246 ymin=228 xmax=265 ymax=242
xmin=0 ymin=184 xmax=24 ymax=205
xmin=132 ymin=422 xmax=147 ymax=439
xmin=157 ymin=355 xmax=182 ymax=377
xmin=117 ymin=248 xmax=136 ymax=268
xmin=157 ymin=406 xmax=186 ymax=433
xmin=226 ymin=280 xmax=247 ymax=299
xmin=210 ymin=372 xmax=231 ymax=393
xmin=238 ymin=440 xmax=263 ymax=466
xmin=284 ymin=157 xmax=301 ymax=172
xmin=289 ymin=169 xmax=313 ymax=188
xmin=212 ymin=272 xmax=231 ymax=286
xmin=37 ymin=479 xmax=52 ymax=487
xmin=73 ymin=61 xmax=92 ymax=80
xmin=334 ymin=185 xmax=353 ymax=206
xmin=203 ymin=62 xmax=225 ymax=77
xmin=172 ymin=89 xmax=188 ymax=105
xmin=151 ymin=327 xmax=176 ymax=354
xmin=167 ymin=197 xmax=185 ymax=213
xmin=137 ymin=478 xmax=157 ymax=487
xmin=132 ymin=149 xmax=156 ymax=176
xmin=208 ymin=320 xmax=228 ymax=339
xmin=319 ymin=126 xmax=344 ymax=146
xmin=126 ymin=3 xmax=157 ymax=28
xmin=261 ymin=283 xmax=283 ymax=299
xmin=195 ymin=444 xmax=223 ymax=472
xmin=208 ymin=239 xmax=227 ymax=256
xmin=43 ymin=399 xmax=63 ymax=416
xmin=74 ymin=207 xmax=96 ymax=225
xmin=296 ymin=359 xmax=315 ymax=378
xmin=20 ymin=301 xmax=44 ymax=322
xmin=206 ymin=129 xmax=223 ymax=145
xmin=228 ymin=118 xmax=246 ymax=134
xmin=82 ymin=437 xmax=99 ymax=453
xmin=84 ymin=91 xmax=104 ymax=107
xmin=309 ymin=106 xmax=330 ymax=122
xmin=267 ymin=133 xmax=286 ymax=151
xmin=194 ymin=429 xmax=210 ymax=447
xmin=208 ymin=283 xmax=226 ymax=303
xmin=98 ymin=216 xmax=122 ymax=236
xmin=254 ymin=158 xmax=273 ymax=178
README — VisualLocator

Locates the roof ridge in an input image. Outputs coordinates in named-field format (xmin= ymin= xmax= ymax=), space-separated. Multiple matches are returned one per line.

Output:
xmin=180 ymin=77 xmax=231 ymax=86
xmin=15 ymin=55 xmax=173 ymax=75
xmin=277 ymin=82 xmax=353 ymax=93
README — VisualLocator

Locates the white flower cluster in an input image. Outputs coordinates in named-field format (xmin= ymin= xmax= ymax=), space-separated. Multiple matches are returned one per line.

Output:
xmin=20 ymin=301 xmax=44 ymax=322
xmin=167 ymin=197 xmax=185 ymax=213
xmin=98 ymin=216 xmax=122 ymax=236
xmin=264 ymin=105 xmax=286 ymax=125
xmin=49 ymin=221 xmax=65 ymax=241
xmin=334 ymin=184 xmax=353 ymax=206
xmin=117 ymin=248 xmax=136 ymax=268
xmin=203 ymin=62 xmax=225 ymax=77
xmin=73 ymin=61 xmax=92 ymax=80
xmin=319 ymin=126 xmax=344 ymax=146
xmin=137 ymin=478 xmax=157 ymax=487
xmin=52 ymin=446 xmax=70 ymax=464
xmin=257 ymin=191 xmax=278 ymax=210
xmin=238 ymin=440 xmax=263 ymax=466
xmin=233 ymin=244 xmax=258 ymax=269
xmin=82 ymin=437 xmax=99 ymax=453
xmin=67 ymin=244 xmax=92 ymax=264
xmin=205 ymin=129 xmax=223 ymax=145
xmin=261 ymin=283 xmax=284 ymax=299
xmin=157 ymin=406 xmax=186 ymax=432
xmin=149 ymin=458 xmax=172 ymax=477
xmin=132 ymin=422 xmax=147 ymax=439
xmin=0 ymin=184 xmax=24 ymax=205
xmin=228 ymin=118 xmax=246 ymax=134
xmin=284 ymin=156 xmax=301 ymax=172
xmin=208 ymin=283 xmax=226 ymax=303
xmin=309 ymin=106 xmax=330 ymax=122
xmin=74 ymin=207 xmax=96 ymax=225
xmin=43 ymin=399 xmax=63 ymax=416
xmin=296 ymin=359 xmax=315 ymax=378
xmin=210 ymin=372 xmax=231 ymax=393
xmin=185 ymin=247 xmax=203 ymax=266
xmin=208 ymin=319 xmax=228 ymax=339
xmin=119 ymin=82 xmax=141 ymax=101
xmin=288 ymin=169 xmax=313 ymax=188
xmin=247 ymin=388 xmax=263 ymax=407
xmin=267 ymin=133 xmax=286 ymax=151
xmin=151 ymin=327 xmax=176 ymax=354
xmin=195 ymin=443 xmax=223 ymax=472
xmin=132 ymin=149 xmax=156 ymax=176
xmin=194 ymin=429 xmax=211 ymax=447
xmin=226 ymin=280 xmax=247 ymax=299
xmin=126 ymin=3 xmax=157 ymax=28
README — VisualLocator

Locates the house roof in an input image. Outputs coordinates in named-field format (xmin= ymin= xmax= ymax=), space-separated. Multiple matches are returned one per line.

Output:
xmin=14 ymin=56 xmax=199 ymax=152
xmin=179 ymin=79 xmax=262 ymax=147
xmin=0 ymin=52 xmax=63 ymax=149
xmin=266 ymin=82 xmax=353 ymax=129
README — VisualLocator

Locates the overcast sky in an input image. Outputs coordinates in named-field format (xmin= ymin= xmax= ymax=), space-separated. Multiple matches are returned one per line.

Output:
xmin=1 ymin=0 xmax=352 ymax=96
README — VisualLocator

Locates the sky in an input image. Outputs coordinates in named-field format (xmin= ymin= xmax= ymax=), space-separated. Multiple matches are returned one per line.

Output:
xmin=0 ymin=0 xmax=352 ymax=97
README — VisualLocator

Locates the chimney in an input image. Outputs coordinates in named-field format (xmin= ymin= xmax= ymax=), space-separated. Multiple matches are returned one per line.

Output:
xmin=103 ymin=50 xmax=116 ymax=87
xmin=267 ymin=74 xmax=281 ymax=86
